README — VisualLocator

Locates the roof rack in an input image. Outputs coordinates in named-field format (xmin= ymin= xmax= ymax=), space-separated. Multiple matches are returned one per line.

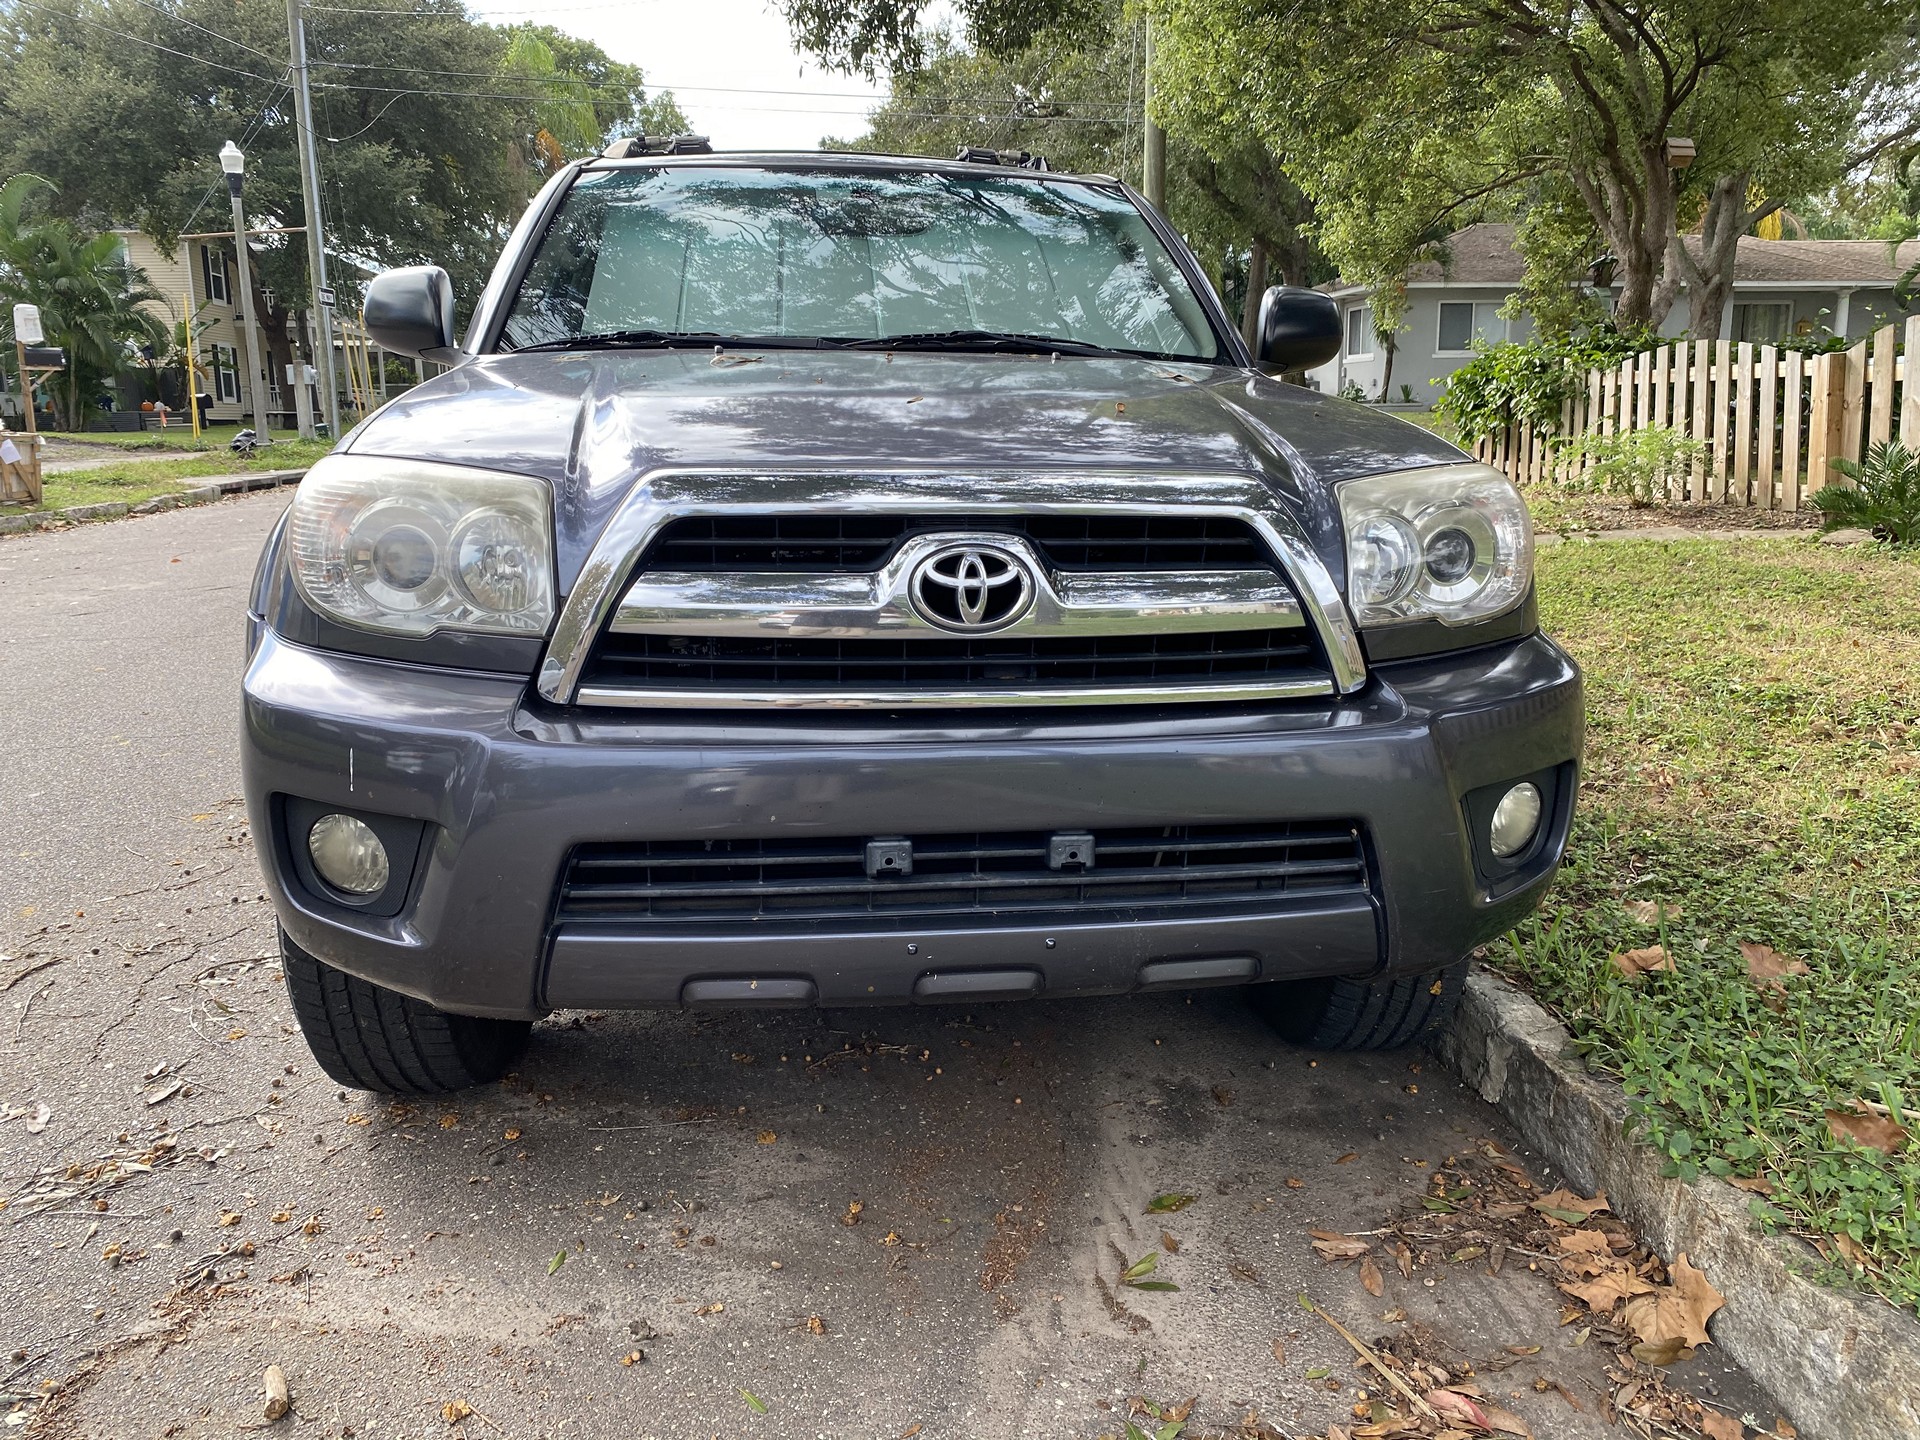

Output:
xmin=955 ymin=146 xmax=1051 ymax=172
xmin=602 ymin=134 xmax=713 ymax=159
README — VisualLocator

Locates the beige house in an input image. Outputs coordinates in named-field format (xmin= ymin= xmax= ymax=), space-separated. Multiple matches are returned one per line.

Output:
xmin=115 ymin=229 xmax=268 ymax=426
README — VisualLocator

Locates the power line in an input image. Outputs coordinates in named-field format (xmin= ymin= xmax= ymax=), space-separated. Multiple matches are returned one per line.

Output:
xmin=117 ymin=0 xmax=284 ymax=63
xmin=311 ymin=58 xmax=1125 ymax=108
xmin=9 ymin=0 xmax=284 ymax=85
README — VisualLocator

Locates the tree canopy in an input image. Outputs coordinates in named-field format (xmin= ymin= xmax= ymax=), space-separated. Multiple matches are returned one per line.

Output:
xmin=0 ymin=0 xmax=685 ymax=323
xmin=784 ymin=0 xmax=1920 ymax=344
xmin=0 ymin=174 xmax=168 ymax=428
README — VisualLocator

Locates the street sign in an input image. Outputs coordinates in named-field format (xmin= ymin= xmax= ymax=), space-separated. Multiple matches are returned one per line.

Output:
xmin=11 ymin=304 xmax=43 ymax=345
xmin=316 ymin=286 xmax=335 ymax=308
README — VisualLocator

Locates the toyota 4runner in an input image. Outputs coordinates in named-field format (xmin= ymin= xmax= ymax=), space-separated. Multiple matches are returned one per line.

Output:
xmin=242 ymin=145 xmax=1582 ymax=1094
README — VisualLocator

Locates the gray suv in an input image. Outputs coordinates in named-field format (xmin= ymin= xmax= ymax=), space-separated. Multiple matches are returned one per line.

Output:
xmin=242 ymin=147 xmax=1581 ymax=1094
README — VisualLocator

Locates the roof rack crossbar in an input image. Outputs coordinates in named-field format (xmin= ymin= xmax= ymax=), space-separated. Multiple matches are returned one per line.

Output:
xmin=603 ymin=134 xmax=714 ymax=159
xmin=955 ymin=145 xmax=1051 ymax=172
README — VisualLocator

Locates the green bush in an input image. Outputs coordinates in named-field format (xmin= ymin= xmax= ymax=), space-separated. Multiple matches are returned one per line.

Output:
xmin=1814 ymin=441 xmax=1920 ymax=544
xmin=1555 ymin=424 xmax=1707 ymax=506
xmin=1434 ymin=326 xmax=1661 ymax=445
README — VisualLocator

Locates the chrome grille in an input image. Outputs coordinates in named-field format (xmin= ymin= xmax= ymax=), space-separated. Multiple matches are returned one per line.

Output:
xmin=642 ymin=514 xmax=1275 ymax=572
xmin=571 ymin=517 xmax=1333 ymax=710
xmin=584 ymin=629 xmax=1320 ymax=693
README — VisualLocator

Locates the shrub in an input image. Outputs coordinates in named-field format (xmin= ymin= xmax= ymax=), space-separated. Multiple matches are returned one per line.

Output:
xmin=1814 ymin=441 xmax=1920 ymax=544
xmin=1435 ymin=326 xmax=1661 ymax=445
xmin=1554 ymin=424 xmax=1706 ymax=506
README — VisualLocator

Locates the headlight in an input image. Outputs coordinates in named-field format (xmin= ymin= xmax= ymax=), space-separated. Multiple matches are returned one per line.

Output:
xmin=288 ymin=456 xmax=555 ymax=637
xmin=1337 ymin=464 xmax=1532 ymax=627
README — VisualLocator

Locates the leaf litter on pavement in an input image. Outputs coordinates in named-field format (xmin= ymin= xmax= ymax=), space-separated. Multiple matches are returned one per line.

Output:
xmin=1273 ymin=1136 xmax=1782 ymax=1440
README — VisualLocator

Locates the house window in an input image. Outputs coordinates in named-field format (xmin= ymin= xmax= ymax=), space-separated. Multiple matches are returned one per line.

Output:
xmin=212 ymin=345 xmax=239 ymax=403
xmin=1437 ymin=301 xmax=1507 ymax=353
xmin=201 ymin=244 xmax=230 ymax=305
xmin=1733 ymin=302 xmax=1791 ymax=344
xmin=1345 ymin=304 xmax=1374 ymax=359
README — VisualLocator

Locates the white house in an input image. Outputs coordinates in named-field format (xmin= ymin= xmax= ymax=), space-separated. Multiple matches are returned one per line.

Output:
xmin=1309 ymin=222 xmax=1920 ymax=405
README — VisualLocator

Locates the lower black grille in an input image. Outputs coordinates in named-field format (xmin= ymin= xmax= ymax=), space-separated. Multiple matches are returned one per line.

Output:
xmin=554 ymin=822 xmax=1369 ymax=928
xmin=640 ymin=513 xmax=1274 ymax=572
xmin=582 ymin=628 xmax=1321 ymax=693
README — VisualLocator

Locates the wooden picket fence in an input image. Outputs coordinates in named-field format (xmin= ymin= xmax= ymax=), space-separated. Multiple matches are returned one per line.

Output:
xmin=1472 ymin=314 xmax=1919 ymax=509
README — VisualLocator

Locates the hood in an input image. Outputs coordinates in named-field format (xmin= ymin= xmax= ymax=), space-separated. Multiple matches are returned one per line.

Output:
xmin=344 ymin=350 xmax=1465 ymax=593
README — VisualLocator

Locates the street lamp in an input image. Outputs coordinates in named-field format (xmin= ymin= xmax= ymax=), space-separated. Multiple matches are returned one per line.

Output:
xmin=220 ymin=141 xmax=275 ymax=441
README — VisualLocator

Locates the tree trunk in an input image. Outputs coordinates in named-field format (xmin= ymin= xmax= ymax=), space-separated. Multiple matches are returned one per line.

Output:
xmin=1673 ymin=171 xmax=1753 ymax=342
xmin=1240 ymin=240 xmax=1269 ymax=350
xmin=259 ymin=295 xmax=297 ymax=427
xmin=1378 ymin=333 xmax=1397 ymax=403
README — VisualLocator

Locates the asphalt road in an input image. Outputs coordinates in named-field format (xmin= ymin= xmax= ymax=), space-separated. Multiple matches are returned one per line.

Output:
xmin=0 ymin=497 xmax=1773 ymax=1440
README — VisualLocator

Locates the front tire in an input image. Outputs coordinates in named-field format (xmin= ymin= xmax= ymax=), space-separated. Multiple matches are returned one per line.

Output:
xmin=1249 ymin=960 xmax=1468 ymax=1051
xmin=280 ymin=929 xmax=531 ymax=1094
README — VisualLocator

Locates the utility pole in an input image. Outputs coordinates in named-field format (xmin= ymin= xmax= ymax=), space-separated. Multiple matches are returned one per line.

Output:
xmin=287 ymin=0 xmax=342 ymax=439
xmin=220 ymin=142 xmax=276 ymax=441
xmin=1142 ymin=20 xmax=1166 ymax=210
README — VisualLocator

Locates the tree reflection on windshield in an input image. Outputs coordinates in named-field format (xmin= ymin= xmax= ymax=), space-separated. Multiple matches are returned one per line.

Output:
xmin=501 ymin=166 xmax=1221 ymax=361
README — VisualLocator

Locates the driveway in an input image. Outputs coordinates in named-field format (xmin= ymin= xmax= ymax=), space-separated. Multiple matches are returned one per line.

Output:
xmin=0 ymin=498 xmax=1772 ymax=1439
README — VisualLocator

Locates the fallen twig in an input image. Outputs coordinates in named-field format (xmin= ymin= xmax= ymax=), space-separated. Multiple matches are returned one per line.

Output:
xmin=0 ymin=957 xmax=60 ymax=992
xmin=13 ymin=976 xmax=55 ymax=1044
xmin=1303 ymin=1295 xmax=1440 ymax=1422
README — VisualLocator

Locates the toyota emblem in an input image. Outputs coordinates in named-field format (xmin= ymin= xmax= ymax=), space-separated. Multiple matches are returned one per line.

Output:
xmin=909 ymin=543 xmax=1034 ymax=632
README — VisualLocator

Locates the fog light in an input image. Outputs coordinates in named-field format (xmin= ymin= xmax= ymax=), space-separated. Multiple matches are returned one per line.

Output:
xmin=1488 ymin=782 xmax=1544 ymax=859
xmin=307 ymin=813 xmax=389 ymax=895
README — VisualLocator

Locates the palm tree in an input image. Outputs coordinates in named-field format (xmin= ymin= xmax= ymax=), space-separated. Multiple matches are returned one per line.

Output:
xmin=0 ymin=174 xmax=169 ymax=430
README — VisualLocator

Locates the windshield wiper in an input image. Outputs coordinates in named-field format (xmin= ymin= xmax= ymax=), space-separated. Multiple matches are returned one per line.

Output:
xmin=833 ymin=329 xmax=1119 ymax=358
xmin=512 ymin=330 xmax=828 ymax=353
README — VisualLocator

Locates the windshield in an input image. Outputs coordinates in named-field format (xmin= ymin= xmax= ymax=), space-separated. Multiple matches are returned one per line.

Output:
xmin=498 ymin=165 xmax=1224 ymax=361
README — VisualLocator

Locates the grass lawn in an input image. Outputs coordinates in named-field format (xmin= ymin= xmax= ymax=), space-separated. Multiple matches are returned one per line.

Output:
xmin=1507 ymin=536 xmax=1920 ymax=1310
xmin=12 ymin=436 xmax=334 ymax=512
xmin=38 ymin=423 xmax=262 ymax=452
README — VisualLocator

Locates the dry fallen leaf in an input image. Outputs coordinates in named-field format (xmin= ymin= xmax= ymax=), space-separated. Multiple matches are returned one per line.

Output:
xmin=1611 ymin=945 xmax=1675 ymax=978
xmin=1426 ymin=1389 xmax=1489 ymax=1427
xmin=694 ymin=1302 xmax=724 ymax=1316
xmin=1483 ymin=1404 xmax=1534 ymax=1437
xmin=441 ymin=1399 xmax=473 ymax=1423
xmin=1559 ymin=1269 xmax=1656 ymax=1312
xmin=841 ymin=1200 xmax=864 ymax=1226
xmin=1827 ymin=1103 xmax=1908 ymax=1153
xmin=1160 ymin=1230 xmax=1180 ymax=1254
xmin=1728 ymin=1175 xmax=1774 ymax=1195
xmin=1359 ymin=1257 xmax=1384 ymax=1297
xmin=899 ymin=1427 xmax=923 ymax=1440
xmin=1271 ymin=1338 xmax=1286 ymax=1365
xmin=1310 ymin=1230 xmax=1372 ymax=1260
xmin=1536 ymin=1188 xmax=1609 ymax=1216
xmin=1701 ymin=1411 xmax=1744 ymax=1440
xmin=1623 ymin=898 xmax=1682 ymax=925
xmin=1620 ymin=1252 xmax=1724 ymax=1351
xmin=1740 ymin=942 xmax=1809 ymax=996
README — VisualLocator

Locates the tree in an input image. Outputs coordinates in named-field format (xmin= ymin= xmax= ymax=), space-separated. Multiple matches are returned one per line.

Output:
xmin=0 ymin=0 xmax=684 ymax=397
xmin=0 ymin=175 xmax=168 ymax=429
xmin=822 ymin=8 xmax=1329 ymax=339
xmin=1150 ymin=0 xmax=1919 ymax=338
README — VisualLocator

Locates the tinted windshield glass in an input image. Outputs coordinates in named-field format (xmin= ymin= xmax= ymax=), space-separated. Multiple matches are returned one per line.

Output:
xmin=500 ymin=166 xmax=1222 ymax=360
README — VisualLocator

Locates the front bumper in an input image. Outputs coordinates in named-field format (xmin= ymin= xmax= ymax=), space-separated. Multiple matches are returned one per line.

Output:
xmin=241 ymin=630 xmax=1582 ymax=1021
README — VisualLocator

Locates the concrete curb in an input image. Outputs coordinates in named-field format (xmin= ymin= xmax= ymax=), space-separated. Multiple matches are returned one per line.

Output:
xmin=1436 ymin=968 xmax=1920 ymax=1439
xmin=0 ymin=469 xmax=304 ymax=535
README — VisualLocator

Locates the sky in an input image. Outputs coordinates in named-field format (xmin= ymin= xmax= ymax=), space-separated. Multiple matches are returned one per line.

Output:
xmin=464 ymin=0 xmax=893 ymax=152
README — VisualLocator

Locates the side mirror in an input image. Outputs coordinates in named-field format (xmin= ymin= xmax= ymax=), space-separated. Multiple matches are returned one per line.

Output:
xmin=363 ymin=265 xmax=459 ymax=362
xmin=1254 ymin=285 xmax=1341 ymax=371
